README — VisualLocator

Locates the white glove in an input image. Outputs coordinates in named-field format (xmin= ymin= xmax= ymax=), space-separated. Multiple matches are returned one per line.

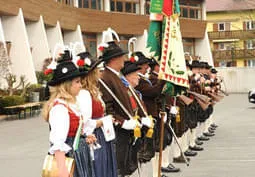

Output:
xmin=159 ymin=113 xmax=167 ymax=123
xmin=194 ymin=73 xmax=201 ymax=81
xmin=170 ymin=106 xmax=178 ymax=115
xmin=121 ymin=119 xmax=138 ymax=130
xmin=141 ymin=117 xmax=152 ymax=127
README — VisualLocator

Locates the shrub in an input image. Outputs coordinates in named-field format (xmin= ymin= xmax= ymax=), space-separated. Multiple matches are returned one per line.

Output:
xmin=36 ymin=71 xmax=51 ymax=84
xmin=0 ymin=95 xmax=25 ymax=107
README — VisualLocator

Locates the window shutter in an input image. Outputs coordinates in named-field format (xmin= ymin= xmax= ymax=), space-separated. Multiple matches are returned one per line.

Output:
xmin=244 ymin=60 xmax=247 ymax=67
xmin=213 ymin=23 xmax=218 ymax=32
xmin=233 ymin=61 xmax=237 ymax=67
xmin=213 ymin=43 xmax=219 ymax=50
xmin=225 ymin=22 xmax=231 ymax=31
xmin=243 ymin=40 xmax=247 ymax=49
xmin=214 ymin=61 xmax=219 ymax=67
xmin=243 ymin=21 xmax=246 ymax=30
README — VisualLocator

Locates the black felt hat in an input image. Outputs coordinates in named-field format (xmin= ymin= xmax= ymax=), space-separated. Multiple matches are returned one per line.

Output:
xmin=47 ymin=50 xmax=85 ymax=86
xmin=211 ymin=68 xmax=218 ymax=74
xmin=200 ymin=61 xmax=211 ymax=69
xmin=190 ymin=60 xmax=200 ymax=69
xmin=148 ymin=57 xmax=159 ymax=68
xmin=76 ymin=51 xmax=103 ymax=75
xmin=100 ymin=41 xmax=128 ymax=62
xmin=121 ymin=61 xmax=141 ymax=76
xmin=133 ymin=51 xmax=151 ymax=65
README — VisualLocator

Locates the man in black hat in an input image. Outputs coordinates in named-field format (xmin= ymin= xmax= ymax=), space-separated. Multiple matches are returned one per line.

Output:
xmin=99 ymin=41 xmax=142 ymax=177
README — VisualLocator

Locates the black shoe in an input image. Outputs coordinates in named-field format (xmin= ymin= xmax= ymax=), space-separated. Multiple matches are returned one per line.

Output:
xmin=211 ymin=123 xmax=218 ymax=128
xmin=161 ymin=175 xmax=169 ymax=177
xmin=209 ymin=126 xmax=216 ymax=131
xmin=198 ymin=136 xmax=210 ymax=141
xmin=189 ymin=145 xmax=204 ymax=151
xmin=208 ymin=128 xmax=215 ymax=133
xmin=173 ymin=155 xmax=190 ymax=163
xmin=161 ymin=163 xmax=180 ymax=173
xmin=203 ymin=132 xmax=215 ymax=137
xmin=184 ymin=149 xmax=197 ymax=156
xmin=195 ymin=139 xmax=203 ymax=145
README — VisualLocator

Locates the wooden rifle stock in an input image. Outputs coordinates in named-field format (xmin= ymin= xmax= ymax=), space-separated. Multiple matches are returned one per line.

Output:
xmin=195 ymin=97 xmax=210 ymax=110
xmin=187 ymin=90 xmax=211 ymax=103
xmin=178 ymin=95 xmax=193 ymax=106
xmin=208 ymin=92 xmax=223 ymax=102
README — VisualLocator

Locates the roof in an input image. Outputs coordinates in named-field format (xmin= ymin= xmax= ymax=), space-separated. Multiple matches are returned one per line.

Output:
xmin=206 ymin=0 xmax=255 ymax=12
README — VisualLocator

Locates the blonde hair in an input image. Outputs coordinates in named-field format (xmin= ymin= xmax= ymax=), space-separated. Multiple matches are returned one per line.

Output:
xmin=42 ymin=80 xmax=76 ymax=122
xmin=81 ymin=69 xmax=100 ymax=100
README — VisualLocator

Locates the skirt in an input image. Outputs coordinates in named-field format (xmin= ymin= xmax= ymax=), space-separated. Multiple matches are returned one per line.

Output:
xmin=66 ymin=136 xmax=95 ymax=177
xmin=93 ymin=128 xmax=118 ymax=177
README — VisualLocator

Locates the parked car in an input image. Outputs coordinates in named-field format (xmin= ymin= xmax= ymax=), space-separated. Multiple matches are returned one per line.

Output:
xmin=248 ymin=89 xmax=255 ymax=103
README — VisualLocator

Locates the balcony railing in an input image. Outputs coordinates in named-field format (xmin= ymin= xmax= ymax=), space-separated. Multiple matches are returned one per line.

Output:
xmin=208 ymin=30 xmax=255 ymax=40
xmin=212 ymin=49 xmax=255 ymax=60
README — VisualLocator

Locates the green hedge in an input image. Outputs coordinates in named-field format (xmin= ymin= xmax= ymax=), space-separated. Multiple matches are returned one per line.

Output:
xmin=0 ymin=95 xmax=25 ymax=107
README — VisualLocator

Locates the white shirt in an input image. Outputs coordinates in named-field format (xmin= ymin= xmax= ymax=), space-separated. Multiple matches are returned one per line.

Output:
xmin=76 ymin=89 xmax=97 ymax=135
xmin=48 ymin=99 xmax=81 ymax=154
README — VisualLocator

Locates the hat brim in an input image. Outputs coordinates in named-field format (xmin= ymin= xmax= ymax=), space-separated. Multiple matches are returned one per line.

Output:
xmin=136 ymin=59 xmax=151 ymax=65
xmin=48 ymin=70 xmax=86 ymax=86
xmin=102 ymin=51 xmax=128 ymax=61
xmin=122 ymin=66 xmax=141 ymax=76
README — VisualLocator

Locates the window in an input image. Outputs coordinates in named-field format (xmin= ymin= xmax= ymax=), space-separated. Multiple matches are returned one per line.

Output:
xmin=110 ymin=0 xmax=140 ymax=14
xmin=246 ymin=40 xmax=255 ymax=49
xmin=144 ymin=0 xmax=150 ymax=15
xmin=83 ymin=33 xmax=97 ymax=57
xmin=119 ymin=35 xmax=133 ymax=52
xmin=78 ymin=0 xmax=103 ymax=10
xmin=218 ymin=23 xmax=225 ymax=31
xmin=182 ymin=38 xmax=195 ymax=55
xmin=219 ymin=43 xmax=225 ymax=50
xmin=247 ymin=60 xmax=255 ymax=67
xmin=219 ymin=61 xmax=227 ymax=67
xmin=179 ymin=0 xmax=202 ymax=19
xmin=246 ymin=21 xmax=255 ymax=30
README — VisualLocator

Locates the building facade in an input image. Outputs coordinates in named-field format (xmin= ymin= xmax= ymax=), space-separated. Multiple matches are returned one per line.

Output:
xmin=207 ymin=0 xmax=255 ymax=67
xmin=0 ymin=0 xmax=210 ymax=87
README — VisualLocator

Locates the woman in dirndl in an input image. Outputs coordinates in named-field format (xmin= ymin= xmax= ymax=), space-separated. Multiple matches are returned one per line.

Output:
xmin=76 ymin=52 xmax=118 ymax=177
xmin=42 ymin=50 xmax=96 ymax=177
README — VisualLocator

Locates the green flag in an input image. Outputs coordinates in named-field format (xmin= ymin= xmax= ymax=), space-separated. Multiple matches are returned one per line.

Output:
xmin=146 ymin=21 xmax=163 ymax=61
xmin=175 ymin=0 xmax=180 ymax=14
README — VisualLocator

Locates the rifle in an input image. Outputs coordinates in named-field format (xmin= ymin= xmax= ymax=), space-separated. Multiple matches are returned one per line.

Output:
xmin=207 ymin=92 xmax=223 ymax=102
xmin=187 ymin=90 xmax=211 ymax=103
xmin=178 ymin=95 xmax=193 ymax=106
xmin=219 ymin=89 xmax=229 ymax=96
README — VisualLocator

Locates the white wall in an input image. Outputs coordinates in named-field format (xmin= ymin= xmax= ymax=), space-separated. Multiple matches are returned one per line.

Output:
xmin=26 ymin=16 xmax=51 ymax=71
xmin=136 ymin=30 xmax=149 ymax=55
xmin=46 ymin=21 xmax=64 ymax=58
xmin=195 ymin=31 xmax=214 ymax=66
xmin=1 ymin=9 xmax=37 ymax=84
xmin=0 ymin=18 xmax=9 ymax=89
xmin=217 ymin=67 xmax=255 ymax=93
xmin=63 ymin=25 xmax=85 ymax=56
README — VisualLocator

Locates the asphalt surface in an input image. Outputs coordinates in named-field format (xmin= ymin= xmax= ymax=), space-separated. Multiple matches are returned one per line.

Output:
xmin=0 ymin=94 xmax=254 ymax=177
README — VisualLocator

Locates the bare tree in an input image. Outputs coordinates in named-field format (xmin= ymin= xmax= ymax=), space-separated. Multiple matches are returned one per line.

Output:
xmin=0 ymin=41 xmax=11 ymax=81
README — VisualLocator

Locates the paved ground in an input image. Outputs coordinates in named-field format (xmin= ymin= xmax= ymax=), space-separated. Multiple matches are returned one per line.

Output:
xmin=0 ymin=94 xmax=254 ymax=177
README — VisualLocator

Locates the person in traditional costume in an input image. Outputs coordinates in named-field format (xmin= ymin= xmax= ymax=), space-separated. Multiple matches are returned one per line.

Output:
xmin=76 ymin=51 xmax=118 ymax=177
xmin=42 ymin=50 xmax=96 ymax=177
xmin=120 ymin=60 xmax=154 ymax=177
xmin=98 ymin=40 xmax=142 ymax=177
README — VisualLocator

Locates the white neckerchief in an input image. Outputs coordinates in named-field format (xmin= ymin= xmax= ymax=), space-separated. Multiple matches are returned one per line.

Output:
xmin=106 ymin=66 xmax=120 ymax=77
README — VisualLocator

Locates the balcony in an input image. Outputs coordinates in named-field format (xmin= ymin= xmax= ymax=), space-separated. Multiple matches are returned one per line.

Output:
xmin=208 ymin=30 xmax=255 ymax=40
xmin=212 ymin=49 xmax=255 ymax=60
